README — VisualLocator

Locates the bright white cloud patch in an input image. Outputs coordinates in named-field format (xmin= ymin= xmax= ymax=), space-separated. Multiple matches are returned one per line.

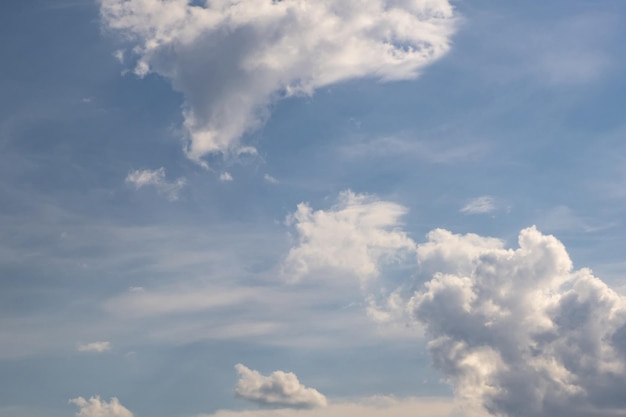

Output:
xmin=125 ymin=167 xmax=186 ymax=200
xmin=234 ymin=364 xmax=327 ymax=409
xmin=409 ymin=226 xmax=626 ymax=417
xmin=460 ymin=196 xmax=495 ymax=214
xmin=99 ymin=0 xmax=457 ymax=163
xmin=283 ymin=191 xmax=416 ymax=282
xmin=77 ymin=341 xmax=111 ymax=353
xmin=69 ymin=396 xmax=132 ymax=417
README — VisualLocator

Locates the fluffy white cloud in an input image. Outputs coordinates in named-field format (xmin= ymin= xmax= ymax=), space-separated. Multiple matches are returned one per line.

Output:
xmin=234 ymin=364 xmax=327 ymax=409
xmin=77 ymin=341 xmax=111 ymax=353
xmin=69 ymin=396 xmax=132 ymax=417
xmin=409 ymin=226 xmax=626 ymax=417
xmin=200 ymin=396 xmax=453 ymax=417
xmin=99 ymin=0 xmax=457 ymax=163
xmin=459 ymin=196 xmax=495 ymax=214
xmin=125 ymin=167 xmax=186 ymax=201
xmin=283 ymin=191 xmax=416 ymax=282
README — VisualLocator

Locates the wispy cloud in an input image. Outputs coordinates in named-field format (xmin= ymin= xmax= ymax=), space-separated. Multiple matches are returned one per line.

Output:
xmin=125 ymin=168 xmax=186 ymax=201
xmin=197 ymin=396 xmax=454 ymax=417
xmin=264 ymin=174 xmax=279 ymax=184
xmin=77 ymin=341 xmax=111 ymax=353
xmin=460 ymin=196 xmax=496 ymax=214
xmin=219 ymin=172 xmax=234 ymax=182
xmin=339 ymin=136 xmax=487 ymax=165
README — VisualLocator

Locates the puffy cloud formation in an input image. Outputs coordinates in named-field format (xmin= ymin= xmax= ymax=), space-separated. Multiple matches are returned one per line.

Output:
xmin=234 ymin=364 xmax=327 ymax=409
xmin=125 ymin=167 xmax=186 ymax=200
xmin=283 ymin=191 xmax=416 ymax=282
xmin=77 ymin=341 xmax=112 ymax=353
xmin=99 ymin=0 xmax=457 ymax=163
xmin=69 ymin=396 xmax=132 ymax=417
xmin=410 ymin=226 xmax=626 ymax=417
xmin=201 ymin=396 xmax=453 ymax=417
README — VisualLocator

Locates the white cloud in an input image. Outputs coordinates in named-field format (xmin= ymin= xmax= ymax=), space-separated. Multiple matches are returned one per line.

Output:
xmin=99 ymin=0 xmax=457 ymax=164
xmin=200 ymin=396 xmax=453 ymax=417
xmin=459 ymin=196 xmax=495 ymax=214
xmin=283 ymin=191 xmax=416 ymax=282
xmin=77 ymin=341 xmax=111 ymax=353
xmin=409 ymin=226 xmax=626 ymax=417
xmin=69 ymin=396 xmax=132 ymax=417
xmin=235 ymin=364 xmax=327 ymax=409
xmin=219 ymin=172 xmax=233 ymax=182
xmin=264 ymin=174 xmax=279 ymax=184
xmin=125 ymin=167 xmax=186 ymax=201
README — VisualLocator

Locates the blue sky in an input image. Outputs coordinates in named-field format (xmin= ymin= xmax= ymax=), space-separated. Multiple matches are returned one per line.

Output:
xmin=3 ymin=1 xmax=626 ymax=417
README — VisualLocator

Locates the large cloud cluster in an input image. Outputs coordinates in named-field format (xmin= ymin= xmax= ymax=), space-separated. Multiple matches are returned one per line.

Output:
xmin=282 ymin=192 xmax=626 ymax=416
xmin=234 ymin=364 xmax=328 ymax=409
xmin=99 ymin=0 xmax=456 ymax=163
xmin=411 ymin=226 xmax=626 ymax=417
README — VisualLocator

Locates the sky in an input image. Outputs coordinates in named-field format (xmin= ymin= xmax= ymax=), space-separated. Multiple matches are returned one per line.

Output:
xmin=2 ymin=0 xmax=626 ymax=416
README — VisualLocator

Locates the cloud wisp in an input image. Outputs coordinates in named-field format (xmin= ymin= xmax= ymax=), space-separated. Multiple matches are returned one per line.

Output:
xmin=234 ymin=364 xmax=327 ymax=409
xmin=459 ymin=196 xmax=496 ymax=214
xmin=100 ymin=0 xmax=457 ymax=164
xmin=125 ymin=167 xmax=186 ymax=201
xmin=77 ymin=341 xmax=111 ymax=353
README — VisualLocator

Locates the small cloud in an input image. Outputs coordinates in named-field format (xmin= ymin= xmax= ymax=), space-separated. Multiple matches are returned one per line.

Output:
xmin=113 ymin=49 xmax=124 ymax=64
xmin=219 ymin=172 xmax=233 ymax=182
xmin=69 ymin=396 xmax=132 ymax=417
xmin=460 ymin=196 xmax=496 ymax=215
xmin=264 ymin=174 xmax=279 ymax=184
xmin=81 ymin=97 xmax=93 ymax=103
xmin=125 ymin=167 xmax=186 ymax=201
xmin=234 ymin=364 xmax=327 ymax=409
xmin=77 ymin=341 xmax=111 ymax=353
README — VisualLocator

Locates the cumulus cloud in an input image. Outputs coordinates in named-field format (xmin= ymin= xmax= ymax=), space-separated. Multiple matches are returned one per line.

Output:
xmin=409 ymin=226 xmax=626 ymax=417
xmin=283 ymin=191 xmax=416 ymax=282
xmin=69 ymin=396 xmax=132 ymax=417
xmin=234 ymin=364 xmax=327 ymax=409
xmin=460 ymin=196 xmax=495 ymax=214
xmin=99 ymin=0 xmax=457 ymax=163
xmin=125 ymin=167 xmax=186 ymax=200
xmin=77 ymin=341 xmax=111 ymax=353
